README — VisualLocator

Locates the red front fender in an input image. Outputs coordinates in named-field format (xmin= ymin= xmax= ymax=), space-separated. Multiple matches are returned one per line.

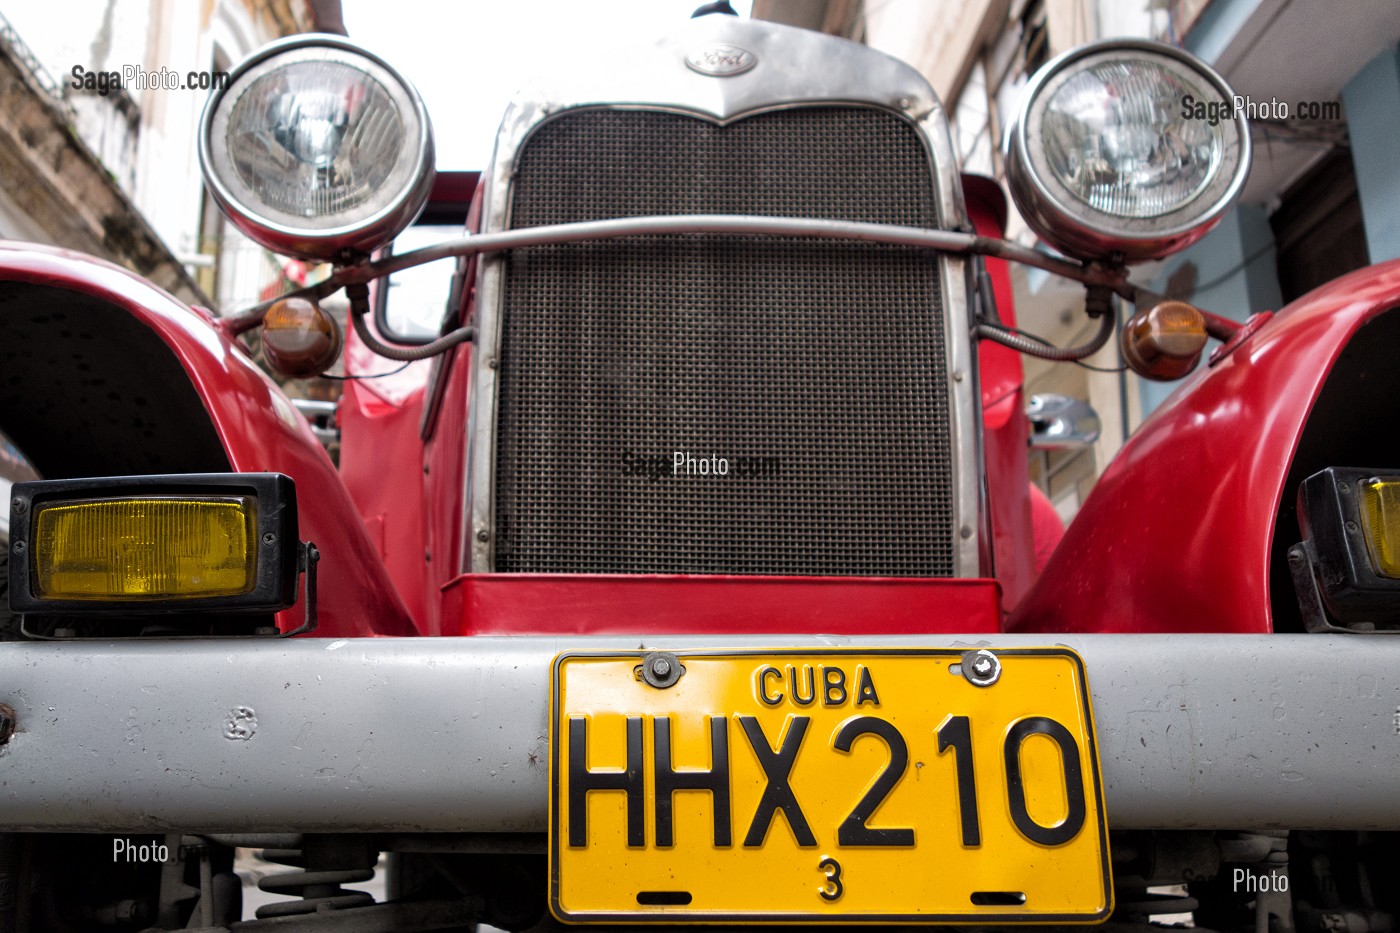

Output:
xmin=0 ymin=241 xmax=413 ymax=636
xmin=1011 ymin=259 xmax=1400 ymax=634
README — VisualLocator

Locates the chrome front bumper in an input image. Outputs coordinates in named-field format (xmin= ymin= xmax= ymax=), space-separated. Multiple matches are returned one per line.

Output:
xmin=0 ymin=634 xmax=1390 ymax=833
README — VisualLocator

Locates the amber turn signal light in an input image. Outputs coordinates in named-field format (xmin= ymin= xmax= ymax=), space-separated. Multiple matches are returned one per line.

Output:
xmin=1121 ymin=300 xmax=1209 ymax=382
xmin=262 ymin=296 xmax=341 ymax=378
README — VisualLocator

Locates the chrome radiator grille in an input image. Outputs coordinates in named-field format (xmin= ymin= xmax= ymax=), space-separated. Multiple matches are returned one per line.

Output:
xmin=493 ymin=107 xmax=954 ymax=575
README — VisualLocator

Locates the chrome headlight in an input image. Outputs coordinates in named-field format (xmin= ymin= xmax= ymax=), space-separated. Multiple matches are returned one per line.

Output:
xmin=199 ymin=35 xmax=435 ymax=262
xmin=1006 ymin=39 xmax=1249 ymax=262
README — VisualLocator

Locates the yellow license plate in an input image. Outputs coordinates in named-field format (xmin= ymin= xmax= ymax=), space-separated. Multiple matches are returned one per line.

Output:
xmin=550 ymin=648 xmax=1111 ymax=923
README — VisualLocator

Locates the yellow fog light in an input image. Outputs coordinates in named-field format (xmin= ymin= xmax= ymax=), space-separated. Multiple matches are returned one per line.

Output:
xmin=1359 ymin=480 xmax=1400 ymax=578
xmin=9 ymin=473 xmax=301 ymax=621
xmin=34 ymin=498 xmax=256 ymax=600
xmin=1292 ymin=467 xmax=1400 ymax=633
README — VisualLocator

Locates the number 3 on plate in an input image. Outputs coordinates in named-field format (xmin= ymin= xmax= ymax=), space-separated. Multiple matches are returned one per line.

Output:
xmin=818 ymin=856 xmax=844 ymax=901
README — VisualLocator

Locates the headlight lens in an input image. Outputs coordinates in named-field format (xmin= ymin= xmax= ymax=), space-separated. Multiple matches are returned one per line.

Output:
xmin=1041 ymin=60 xmax=1222 ymax=218
xmin=200 ymin=36 xmax=434 ymax=261
xmin=1006 ymin=40 xmax=1249 ymax=262
xmin=227 ymin=61 xmax=405 ymax=222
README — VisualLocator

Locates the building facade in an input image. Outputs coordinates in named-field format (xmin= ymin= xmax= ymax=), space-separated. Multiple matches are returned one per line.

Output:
xmin=0 ymin=0 xmax=342 ymax=310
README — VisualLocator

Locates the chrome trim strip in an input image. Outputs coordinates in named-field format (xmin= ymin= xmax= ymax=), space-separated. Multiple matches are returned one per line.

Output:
xmin=0 ymin=634 xmax=1394 ymax=832
xmin=465 ymin=16 xmax=982 ymax=577
xmin=915 ymin=98 xmax=982 ymax=578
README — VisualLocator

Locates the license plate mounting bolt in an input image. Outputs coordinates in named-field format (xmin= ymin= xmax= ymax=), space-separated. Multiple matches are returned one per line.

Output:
xmin=640 ymin=651 xmax=685 ymax=689
xmin=962 ymin=649 xmax=1001 ymax=687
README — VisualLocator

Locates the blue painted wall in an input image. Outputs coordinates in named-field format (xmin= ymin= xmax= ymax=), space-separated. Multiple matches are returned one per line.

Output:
xmin=1183 ymin=0 xmax=1266 ymax=64
xmin=1138 ymin=205 xmax=1282 ymax=415
xmin=1343 ymin=44 xmax=1400 ymax=264
xmin=1137 ymin=7 xmax=1400 ymax=419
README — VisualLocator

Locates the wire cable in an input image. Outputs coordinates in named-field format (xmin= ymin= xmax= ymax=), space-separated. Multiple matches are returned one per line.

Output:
xmin=344 ymin=283 xmax=475 ymax=362
xmin=976 ymin=302 xmax=1115 ymax=361
xmin=319 ymin=362 xmax=412 ymax=381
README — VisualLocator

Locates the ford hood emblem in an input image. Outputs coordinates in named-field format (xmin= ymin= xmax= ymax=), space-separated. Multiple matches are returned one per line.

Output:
xmin=685 ymin=44 xmax=758 ymax=77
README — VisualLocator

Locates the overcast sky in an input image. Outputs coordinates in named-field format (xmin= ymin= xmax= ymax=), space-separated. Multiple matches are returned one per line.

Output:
xmin=341 ymin=0 xmax=754 ymax=170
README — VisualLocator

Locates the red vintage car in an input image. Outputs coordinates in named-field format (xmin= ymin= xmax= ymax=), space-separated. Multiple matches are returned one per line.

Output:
xmin=1 ymin=11 xmax=1397 ymax=933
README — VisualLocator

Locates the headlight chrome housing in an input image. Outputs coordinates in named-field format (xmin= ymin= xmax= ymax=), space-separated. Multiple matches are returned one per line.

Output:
xmin=199 ymin=34 xmax=435 ymax=262
xmin=1006 ymin=39 xmax=1250 ymax=262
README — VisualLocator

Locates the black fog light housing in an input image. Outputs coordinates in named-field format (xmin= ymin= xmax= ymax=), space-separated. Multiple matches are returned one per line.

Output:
xmin=8 ymin=473 xmax=300 ymax=616
xmin=1289 ymin=467 xmax=1400 ymax=633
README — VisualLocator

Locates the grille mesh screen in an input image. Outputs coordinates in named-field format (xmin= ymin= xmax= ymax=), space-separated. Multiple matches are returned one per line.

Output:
xmin=494 ymin=107 xmax=954 ymax=575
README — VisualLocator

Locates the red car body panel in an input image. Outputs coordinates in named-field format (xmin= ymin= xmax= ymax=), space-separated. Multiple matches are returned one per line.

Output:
xmin=964 ymin=175 xmax=1036 ymax=613
xmin=1010 ymin=258 xmax=1400 ymax=634
xmin=0 ymin=242 xmax=414 ymax=637
xmin=338 ymin=172 xmax=486 ymax=635
xmin=445 ymin=574 xmax=1002 ymax=635
xmin=338 ymin=376 xmax=431 ymax=631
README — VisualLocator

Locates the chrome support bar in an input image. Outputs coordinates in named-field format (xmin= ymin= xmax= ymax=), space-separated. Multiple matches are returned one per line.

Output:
xmin=223 ymin=214 xmax=1133 ymax=334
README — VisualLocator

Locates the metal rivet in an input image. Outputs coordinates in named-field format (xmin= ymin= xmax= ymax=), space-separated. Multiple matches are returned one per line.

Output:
xmin=952 ymin=370 xmax=964 ymax=382
xmin=959 ymin=526 xmax=973 ymax=539
xmin=11 ymin=540 xmax=23 ymax=553
xmin=640 ymin=652 xmax=683 ymax=689
xmin=961 ymin=649 xmax=1001 ymax=687
xmin=476 ymin=529 xmax=490 ymax=542
xmin=487 ymin=358 xmax=498 ymax=369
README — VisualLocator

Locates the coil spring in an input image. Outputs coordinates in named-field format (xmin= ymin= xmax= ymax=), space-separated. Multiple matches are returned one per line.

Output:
xmin=254 ymin=848 xmax=374 ymax=919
